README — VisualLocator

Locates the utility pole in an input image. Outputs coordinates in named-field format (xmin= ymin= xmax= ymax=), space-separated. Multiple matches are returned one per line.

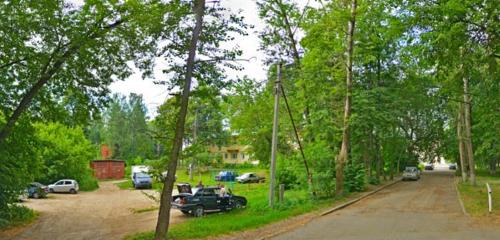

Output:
xmin=269 ymin=62 xmax=281 ymax=208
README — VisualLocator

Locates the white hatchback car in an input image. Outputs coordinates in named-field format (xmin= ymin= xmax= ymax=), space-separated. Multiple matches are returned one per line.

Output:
xmin=48 ymin=179 xmax=79 ymax=194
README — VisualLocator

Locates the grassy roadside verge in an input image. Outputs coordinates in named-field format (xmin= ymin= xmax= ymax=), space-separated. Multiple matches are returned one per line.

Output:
xmin=457 ymin=170 xmax=500 ymax=217
xmin=126 ymin=185 xmax=345 ymax=240
xmin=125 ymin=169 xmax=396 ymax=240
xmin=0 ymin=205 xmax=39 ymax=230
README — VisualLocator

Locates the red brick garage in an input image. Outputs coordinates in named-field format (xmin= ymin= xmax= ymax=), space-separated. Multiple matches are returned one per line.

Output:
xmin=90 ymin=160 xmax=125 ymax=179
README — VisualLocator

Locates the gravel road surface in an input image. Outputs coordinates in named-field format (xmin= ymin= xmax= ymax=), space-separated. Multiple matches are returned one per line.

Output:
xmin=0 ymin=181 xmax=185 ymax=240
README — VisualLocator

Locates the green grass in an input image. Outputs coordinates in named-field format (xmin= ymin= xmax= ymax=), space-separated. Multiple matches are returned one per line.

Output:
xmin=458 ymin=170 xmax=500 ymax=217
xmin=130 ymin=206 xmax=159 ymax=214
xmin=0 ymin=205 xmax=38 ymax=230
xmin=125 ymin=167 xmax=351 ymax=240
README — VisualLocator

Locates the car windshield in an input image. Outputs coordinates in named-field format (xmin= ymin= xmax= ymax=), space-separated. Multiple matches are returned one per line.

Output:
xmin=136 ymin=173 xmax=150 ymax=178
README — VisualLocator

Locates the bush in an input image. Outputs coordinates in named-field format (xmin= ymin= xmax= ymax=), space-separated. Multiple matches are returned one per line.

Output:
xmin=0 ymin=205 xmax=36 ymax=229
xmin=368 ymin=176 xmax=380 ymax=185
xmin=78 ymin=173 xmax=99 ymax=191
xmin=344 ymin=163 xmax=365 ymax=192
xmin=305 ymin=141 xmax=335 ymax=197
xmin=277 ymin=167 xmax=299 ymax=190
xmin=34 ymin=122 xmax=99 ymax=191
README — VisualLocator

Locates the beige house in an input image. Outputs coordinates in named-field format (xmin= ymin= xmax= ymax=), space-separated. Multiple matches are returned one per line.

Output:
xmin=209 ymin=145 xmax=255 ymax=164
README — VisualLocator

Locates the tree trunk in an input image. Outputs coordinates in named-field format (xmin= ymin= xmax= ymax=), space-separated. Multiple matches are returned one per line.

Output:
xmin=457 ymin=103 xmax=468 ymax=182
xmin=489 ymin=158 xmax=497 ymax=175
xmin=363 ymin=142 xmax=371 ymax=178
xmin=154 ymin=1 xmax=205 ymax=239
xmin=335 ymin=0 xmax=357 ymax=197
xmin=462 ymin=58 xmax=476 ymax=185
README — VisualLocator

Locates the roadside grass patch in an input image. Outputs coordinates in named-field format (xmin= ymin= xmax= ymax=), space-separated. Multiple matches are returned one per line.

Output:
xmin=0 ymin=205 xmax=38 ymax=230
xmin=130 ymin=206 xmax=159 ymax=214
xmin=458 ymin=170 xmax=500 ymax=217
xmin=126 ymin=181 xmax=342 ymax=240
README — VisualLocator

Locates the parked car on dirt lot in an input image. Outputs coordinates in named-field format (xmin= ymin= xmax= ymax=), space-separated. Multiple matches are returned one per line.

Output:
xmin=236 ymin=172 xmax=265 ymax=183
xmin=48 ymin=179 xmax=79 ymax=194
xmin=424 ymin=163 xmax=434 ymax=170
xmin=131 ymin=165 xmax=153 ymax=189
xmin=171 ymin=183 xmax=247 ymax=217
xmin=403 ymin=167 xmax=420 ymax=181
xmin=214 ymin=171 xmax=238 ymax=182
xmin=448 ymin=163 xmax=457 ymax=170
xmin=28 ymin=182 xmax=48 ymax=199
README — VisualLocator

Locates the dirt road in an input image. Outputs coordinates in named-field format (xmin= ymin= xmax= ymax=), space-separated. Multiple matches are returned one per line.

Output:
xmin=0 ymin=181 xmax=185 ymax=240
xmin=272 ymin=169 xmax=500 ymax=240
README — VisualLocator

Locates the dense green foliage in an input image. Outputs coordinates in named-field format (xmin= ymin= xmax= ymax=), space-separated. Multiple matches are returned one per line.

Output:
xmin=35 ymin=122 xmax=98 ymax=191
xmin=0 ymin=205 xmax=37 ymax=229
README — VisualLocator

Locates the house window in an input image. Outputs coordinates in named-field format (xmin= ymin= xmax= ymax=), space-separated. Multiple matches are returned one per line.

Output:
xmin=241 ymin=153 xmax=245 ymax=159
xmin=224 ymin=153 xmax=228 ymax=159
xmin=232 ymin=153 xmax=238 ymax=159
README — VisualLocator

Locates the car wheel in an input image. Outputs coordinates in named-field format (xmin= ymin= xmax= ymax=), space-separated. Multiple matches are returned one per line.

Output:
xmin=193 ymin=206 xmax=204 ymax=217
xmin=33 ymin=192 xmax=39 ymax=199
xmin=181 ymin=210 xmax=190 ymax=215
xmin=69 ymin=189 xmax=77 ymax=194
xmin=49 ymin=188 xmax=54 ymax=193
xmin=234 ymin=200 xmax=243 ymax=209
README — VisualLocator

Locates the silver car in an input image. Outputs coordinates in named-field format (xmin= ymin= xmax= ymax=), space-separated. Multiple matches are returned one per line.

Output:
xmin=48 ymin=179 xmax=79 ymax=194
xmin=403 ymin=167 xmax=420 ymax=181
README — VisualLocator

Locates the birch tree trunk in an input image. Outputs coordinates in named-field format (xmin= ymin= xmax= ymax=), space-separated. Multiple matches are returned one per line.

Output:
xmin=335 ymin=0 xmax=357 ymax=197
xmin=457 ymin=103 xmax=468 ymax=182
xmin=154 ymin=1 xmax=205 ymax=239
xmin=463 ymin=75 xmax=476 ymax=185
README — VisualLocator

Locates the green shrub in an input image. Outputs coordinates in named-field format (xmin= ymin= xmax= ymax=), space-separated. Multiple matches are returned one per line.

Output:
xmin=343 ymin=163 xmax=365 ymax=192
xmin=368 ymin=176 xmax=380 ymax=185
xmin=34 ymin=122 xmax=99 ymax=191
xmin=0 ymin=205 xmax=36 ymax=229
xmin=78 ymin=173 xmax=99 ymax=191
xmin=277 ymin=167 xmax=299 ymax=190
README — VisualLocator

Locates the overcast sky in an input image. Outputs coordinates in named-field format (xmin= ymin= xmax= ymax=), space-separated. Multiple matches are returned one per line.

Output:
xmin=109 ymin=0 xmax=269 ymax=117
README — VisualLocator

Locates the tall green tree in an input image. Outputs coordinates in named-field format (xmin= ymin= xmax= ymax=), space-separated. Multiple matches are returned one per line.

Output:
xmin=154 ymin=0 xmax=248 ymax=238
xmin=0 ymin=0 xmax=173 ymax=143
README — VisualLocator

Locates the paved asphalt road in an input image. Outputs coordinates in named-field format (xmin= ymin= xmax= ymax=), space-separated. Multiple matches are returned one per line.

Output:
xmin=272 ymin=169 xmax=500 ymax=240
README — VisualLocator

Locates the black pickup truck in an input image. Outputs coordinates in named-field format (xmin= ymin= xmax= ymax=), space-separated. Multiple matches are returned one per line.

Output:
xmin=171 ymin=183 xmax=247 ymax=217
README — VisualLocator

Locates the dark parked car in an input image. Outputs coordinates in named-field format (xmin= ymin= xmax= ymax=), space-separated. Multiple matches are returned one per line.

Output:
xmin=236 ymin=173 xmax=265 ymax=183
xmin=28 ymin=182 xmax=48 ymax=199
xmin=214 ymin=171 xmax=238 ymax=182
xmin=449 ymin=163 xmax=457 ymax=170
xmin=424 ymin=163 xmax=434 ymax=170
xmin=171 ymin=183 xmax=247 ymax=217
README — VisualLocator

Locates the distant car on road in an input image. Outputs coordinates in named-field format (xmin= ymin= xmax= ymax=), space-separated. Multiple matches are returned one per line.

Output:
xmin=171 ymin=183 xmax=247 ymax=217
xmin=215 ymin=171 xmax=238 ymax=182
xmin=448 ymin=163 xmax=457 ymax=170
xmin=424 ymin=163 xmax=434 ymax=170
xmin=403 ymin=167 xmax=420 ymax=181
xmin=28 ymin=182 xmax=48 ymax=199
xmin=236 ymin=173 xmax=265 ymax=183
xmin=48 ymin=179 xmax=79 ymax=194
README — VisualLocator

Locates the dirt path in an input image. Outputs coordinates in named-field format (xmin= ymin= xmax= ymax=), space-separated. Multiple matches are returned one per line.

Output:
xmin=272 ymin=169 xmax=500 ymax=240
xmin=0 ymin=181 xmax=185 ymax=240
